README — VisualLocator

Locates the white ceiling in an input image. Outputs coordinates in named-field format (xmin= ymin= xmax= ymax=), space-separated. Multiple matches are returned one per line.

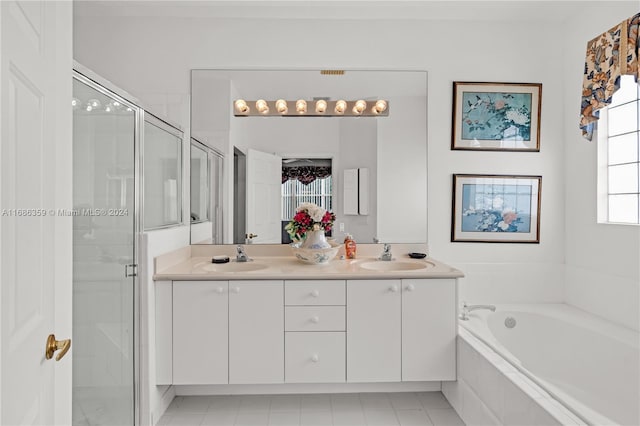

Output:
xmin=73 ymin=0 xmax=634 ymax=22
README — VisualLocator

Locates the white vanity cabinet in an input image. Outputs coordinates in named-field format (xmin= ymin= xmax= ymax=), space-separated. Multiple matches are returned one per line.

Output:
xmin=401 ymin=279 xmax=456 ymax=381
xmin=172 ymin=281 xmax=228 ymax=384
xmin=158 ymin=276 xmax=456 ymax=386
xmin=347 ymin=278 xmax=456 ymax=382
xmin=347 ymin=279 xmax=402 ymax=382
xmin=168 ymin=280 xmax=284 ymax=385
xmin=284 ymin=280 xmax=346 ymax=383
xmin=229 ymin=280 xmax=284 ymax=384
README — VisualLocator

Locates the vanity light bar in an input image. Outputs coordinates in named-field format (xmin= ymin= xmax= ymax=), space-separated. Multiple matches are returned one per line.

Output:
xmin=233 ymin=99 xmax=389 ymax=117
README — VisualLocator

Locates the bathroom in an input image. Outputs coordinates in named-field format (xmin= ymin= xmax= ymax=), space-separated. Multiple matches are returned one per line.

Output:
xmin=0 ymin=1 xmax=638 ymax=425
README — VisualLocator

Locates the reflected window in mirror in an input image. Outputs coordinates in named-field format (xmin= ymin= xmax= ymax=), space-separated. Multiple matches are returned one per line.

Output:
xmin=190 ymin=139 xmax=224 ymax=244
xmin=190 ymin=142 xmax=209 ymax=223
xmin=282 ymin=159 xmax=333 ymax=243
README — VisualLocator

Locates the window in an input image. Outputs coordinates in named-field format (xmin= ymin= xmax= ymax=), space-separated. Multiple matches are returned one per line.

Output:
xmin=282 ymin=176 xmax=333 ymax=220
xmin=598 ymin=75 xmax=640 ymax=225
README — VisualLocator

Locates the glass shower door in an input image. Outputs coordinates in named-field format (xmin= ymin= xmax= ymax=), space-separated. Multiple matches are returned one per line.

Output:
xmin=72 ymin=76 xmax=137 ymax=425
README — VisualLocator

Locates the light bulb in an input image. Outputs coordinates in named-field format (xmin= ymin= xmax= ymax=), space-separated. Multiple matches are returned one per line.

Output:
xmin=275 ymin=99 xmax=288 ymax=114
xmin=315 ymin=100 xmax=327 ymax=113
xmin=126 ymin=107 xmax=132 ymax=112
xmin=353 ymin=100 xmax=367 ymax=114
xmin=335 ymin=100 xmax=347 ymax=114
xmin=71 ymin=98 xmax=80 ymax=109
xmin=113 ymin=101 xmax=121 ymax=107
xmin=105 ymin=105 xmax=112 ymax=112
xmin=296 ymin=99 xmax=307 ymax=113
xmin=234 ymin=99 xmax=249 ymax=114
xmin=86 ymin=105 xmax=93 ymax=112
xmin=88 ymin=99 xmax=101 ymax=109
xmin=372 ymin=100 xmax=388 ymax=114
xmin=256 ymin=99 xmax=269 ymax=114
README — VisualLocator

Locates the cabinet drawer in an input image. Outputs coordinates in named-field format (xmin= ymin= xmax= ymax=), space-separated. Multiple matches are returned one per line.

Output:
xmin=285 ymin=306 xmax=345 ymax=331
xmin=285 ymin=332 xmax=345 ymax=383
xmin=285 ymin=280 xmax=345 ymax=306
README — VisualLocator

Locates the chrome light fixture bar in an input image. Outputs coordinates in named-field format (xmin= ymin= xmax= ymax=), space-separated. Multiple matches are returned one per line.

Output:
xmin=233 ymin=99 xmax=389 ymax=117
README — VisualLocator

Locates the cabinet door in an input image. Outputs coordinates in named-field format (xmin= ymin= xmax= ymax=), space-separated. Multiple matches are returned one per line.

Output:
xmin=229 ymin=280 xmax=284 ymax=384
xmin=347 ymin=280 xmax=401 ymax=382
xmin=173 ymin=281 xmax=228 ymax=384
xmin=402 ymin=279 xmax=456 ymax=381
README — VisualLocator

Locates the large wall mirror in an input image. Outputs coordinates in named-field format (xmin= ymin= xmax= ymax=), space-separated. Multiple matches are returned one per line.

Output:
xmin=190 ymin=69 xmax=427 ymax=245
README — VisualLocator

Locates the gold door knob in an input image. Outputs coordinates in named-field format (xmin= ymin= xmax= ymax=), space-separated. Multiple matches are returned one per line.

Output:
xmin=246 ymin=233 xmax=258 ymax=239
xmin=45 ymin=334 xmax=71 ymax=361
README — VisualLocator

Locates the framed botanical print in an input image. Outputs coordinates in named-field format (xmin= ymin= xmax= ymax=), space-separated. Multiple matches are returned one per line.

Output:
xmin=452 ymin=82 xmax=542 ymax=151
xmin=451 ymin=174 xmax=542 ymax=243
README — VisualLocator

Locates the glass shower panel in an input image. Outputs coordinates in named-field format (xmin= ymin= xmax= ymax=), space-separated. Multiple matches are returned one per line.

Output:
xmin=72 ymin=78 xmax=136 ymax=426
xmin=143 ymin=119 xmax=182 ymax=230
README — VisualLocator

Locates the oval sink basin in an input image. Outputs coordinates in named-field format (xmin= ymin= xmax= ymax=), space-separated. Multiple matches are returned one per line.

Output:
xmin=197 ymin=262 xmax=268 ymax=273
xmin=357 ymin=260 xmax=433 ymax=272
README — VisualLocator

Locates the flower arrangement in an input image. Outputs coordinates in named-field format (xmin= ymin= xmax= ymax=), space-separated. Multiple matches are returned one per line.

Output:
xmin=285 ymin=202 xmax=336 ymax=241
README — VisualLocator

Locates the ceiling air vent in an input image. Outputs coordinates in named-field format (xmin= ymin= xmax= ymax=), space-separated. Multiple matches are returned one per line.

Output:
xmin=320 ymin=70 xmax=345 ymax=76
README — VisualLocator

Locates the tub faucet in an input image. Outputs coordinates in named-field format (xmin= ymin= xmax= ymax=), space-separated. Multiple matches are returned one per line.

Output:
xmin=236 ymin=245 xmax=251 ymax=262
xmin=459 ymin=301 xmax=496 ymax=320
xmin=379 ymin=243 xmax=393 ymax=261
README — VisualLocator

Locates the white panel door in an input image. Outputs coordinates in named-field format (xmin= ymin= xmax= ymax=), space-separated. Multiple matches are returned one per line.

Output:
xmin=346 ymin=280 xmax=401 ymax=382
xmin=402 ymin=279 xmax=457 ymax=381
xmin=246 ymin=149 xmax=282 ymax=243
xmin=173 ymin=281 xmax=228 ymax=384
xmin=229 ymin=280 xmax=284 ymax=384
xmin=0 ymin=1 xmax=73 ymax=425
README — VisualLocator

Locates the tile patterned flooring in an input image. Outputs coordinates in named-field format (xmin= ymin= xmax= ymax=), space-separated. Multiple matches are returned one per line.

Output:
xmin=158 ymin=392 xmax=465 ymax=426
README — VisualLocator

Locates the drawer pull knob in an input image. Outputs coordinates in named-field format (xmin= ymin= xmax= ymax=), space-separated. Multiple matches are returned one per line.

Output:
xmin=311 ymin=354 xmax=319 ymax=362
xmin=311 ymin=316 xmax=320 ymax=323
xmin=311 ymin=290 xmax=320 ymax=298
xmin=216 ymin=287 xmax=224 ymax=294
xmin=389 ymin=285 xmax=399 ymax=293
xmin=406 ymin=284 xmax=415 ymax=292
xmin=232 ymin=287 xmax=240 ymax=294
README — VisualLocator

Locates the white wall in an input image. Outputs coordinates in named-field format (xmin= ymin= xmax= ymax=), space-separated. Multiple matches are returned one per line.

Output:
xmin=140 ymin=227 xmax=190 ymax=426
xmin=562 ymin=5 xmax=640 ymax=331
xmin=338 ymin=118 xmax=378 ymax=242
xmin=74 ymin=14 xmax=568 ymax=301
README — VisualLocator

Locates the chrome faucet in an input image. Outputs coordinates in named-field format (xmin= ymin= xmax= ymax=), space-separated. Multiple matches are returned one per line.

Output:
xmin=379 ymin=243 xmax=393 ymax=261
xmin=235 ymin=245 xmax=252 ymax=262
xmin=459 ymin=302 xmax=496 ymax=320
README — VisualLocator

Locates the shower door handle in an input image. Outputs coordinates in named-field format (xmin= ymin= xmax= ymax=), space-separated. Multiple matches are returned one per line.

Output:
xmin=125 ymin=264 xmax=137 ymax=277
xmin=45 ymin=334 xmax=71 ymax=361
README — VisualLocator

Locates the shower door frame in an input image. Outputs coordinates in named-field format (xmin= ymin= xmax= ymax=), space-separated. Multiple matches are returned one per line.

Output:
xmin=72 ymin=63 xmax=143 ymax=426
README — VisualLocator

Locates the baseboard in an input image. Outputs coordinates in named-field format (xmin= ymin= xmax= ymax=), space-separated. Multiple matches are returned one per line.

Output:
xmin=174 ymin=381 xmax=441 ymax=396
xmin=152 ymin=386 xmax=175 ymax=426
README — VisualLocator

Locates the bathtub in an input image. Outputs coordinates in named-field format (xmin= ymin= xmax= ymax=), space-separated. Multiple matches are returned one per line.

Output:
xmin=458 ymin=304 xmax=639 ymax=426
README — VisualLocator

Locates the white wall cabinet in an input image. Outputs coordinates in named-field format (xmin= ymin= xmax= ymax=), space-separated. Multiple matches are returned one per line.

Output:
xmin=172 ymin=281 xmax=228 ymax=384
xmin=229 ymin=280 xmax=284 ymax=384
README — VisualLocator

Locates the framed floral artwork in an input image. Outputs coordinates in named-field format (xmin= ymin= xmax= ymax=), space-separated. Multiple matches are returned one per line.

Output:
xmin=452 ymin=82 xmax=542 ymax=151
xmin=451 ymin=174 xmax=541 ymax=243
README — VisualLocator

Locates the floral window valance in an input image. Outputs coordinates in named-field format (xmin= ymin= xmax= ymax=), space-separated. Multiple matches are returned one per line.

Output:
xmin=282 ymin=166 xmax=332 ymax=185
xmin=580 ymin=12 xmax=639 ymax=140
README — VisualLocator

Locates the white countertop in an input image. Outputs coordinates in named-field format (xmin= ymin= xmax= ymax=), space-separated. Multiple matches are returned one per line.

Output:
xmin=153 ymin=244 xmax=464 ymax=281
